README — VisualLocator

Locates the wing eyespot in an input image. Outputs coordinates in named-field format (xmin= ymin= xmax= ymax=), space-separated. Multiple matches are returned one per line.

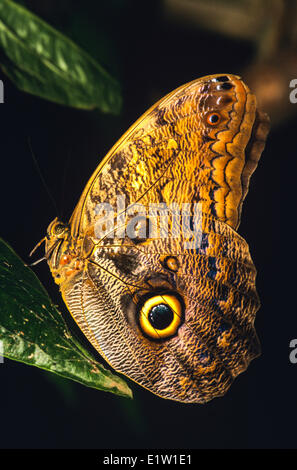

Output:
xmin=162 ymin=256 xmax=179 ymax=272
xmin=138 ymin=294 xmax=183 ymax=339
xmin=206 ymin=112 xmax=221 ymax=126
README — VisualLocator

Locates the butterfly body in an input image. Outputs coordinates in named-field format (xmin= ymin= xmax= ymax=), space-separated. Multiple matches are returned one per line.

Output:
xmin=45 ymin=74 xmax=269 ymax=403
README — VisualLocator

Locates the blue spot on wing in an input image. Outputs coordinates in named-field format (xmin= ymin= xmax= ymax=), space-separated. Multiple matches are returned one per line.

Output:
xmin=207 ymin=256 xmax=217 ymax=280
xmin=194 ymin=232 xmax=209 ymax=255
xmin=218 ymin=321 xmax=231 ymax=334
xmin=197 ymin=348 xmax=211 ymax=365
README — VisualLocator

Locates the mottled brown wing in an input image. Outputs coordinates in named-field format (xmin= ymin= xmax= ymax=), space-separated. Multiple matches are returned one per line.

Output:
xmin=69 ymin=73 xmax=267 ymax=237
xmin=62 ymin=212 xmax=261 ymax=403
xmin=50 ymin=74 xmax=269 ymax=403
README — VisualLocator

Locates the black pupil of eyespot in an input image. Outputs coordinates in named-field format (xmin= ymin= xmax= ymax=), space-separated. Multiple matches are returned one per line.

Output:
xmin=148 ymin=304 xmax=174 ymax=330
xmin=209 ymin=114 xmax=219 ymax=123
xmin=215 ymin=76 xmax=229 ymax=82
xmin=217 ymin=82 xmax=233 ymax=90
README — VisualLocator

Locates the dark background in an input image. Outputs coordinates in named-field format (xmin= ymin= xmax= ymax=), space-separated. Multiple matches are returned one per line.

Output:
xmin=0 ymin=0 xmax=295 ymax=449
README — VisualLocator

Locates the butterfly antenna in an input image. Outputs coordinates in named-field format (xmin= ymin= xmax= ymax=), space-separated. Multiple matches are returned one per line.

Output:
xmin=27 ymin=136 xmax=60 ymax=217
xmin=59 ymin=147 xmax=72 ymax=219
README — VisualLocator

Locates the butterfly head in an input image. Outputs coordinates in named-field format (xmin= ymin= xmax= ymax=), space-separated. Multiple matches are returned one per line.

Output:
xmin=45 ymin=218 xmax=82 ymax=285
xmin=47 ymin=217 xmax=69 ymax=240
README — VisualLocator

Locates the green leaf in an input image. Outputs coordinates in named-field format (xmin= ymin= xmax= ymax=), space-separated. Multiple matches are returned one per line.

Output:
xmin=0 ymin=0 xmax=122 ymax=113
xmin=0 ymin=238 xmax=133 ymax=399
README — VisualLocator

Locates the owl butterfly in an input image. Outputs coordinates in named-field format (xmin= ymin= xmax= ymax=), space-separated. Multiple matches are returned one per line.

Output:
xmin=44 ymin=74 xmax=270 ymax=403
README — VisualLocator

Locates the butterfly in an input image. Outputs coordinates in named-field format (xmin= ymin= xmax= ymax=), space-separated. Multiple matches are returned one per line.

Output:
xmin=43 ymin=74 xmax=270 ymax=403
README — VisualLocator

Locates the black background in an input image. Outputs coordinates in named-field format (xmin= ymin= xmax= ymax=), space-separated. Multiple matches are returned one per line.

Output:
xmin=0 ymin=0 xmax=295 ymax=449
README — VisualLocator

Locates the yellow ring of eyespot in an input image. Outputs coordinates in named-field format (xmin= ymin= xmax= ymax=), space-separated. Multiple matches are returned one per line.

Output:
xmin=139 ymin=294 xmax=183 ymax=339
